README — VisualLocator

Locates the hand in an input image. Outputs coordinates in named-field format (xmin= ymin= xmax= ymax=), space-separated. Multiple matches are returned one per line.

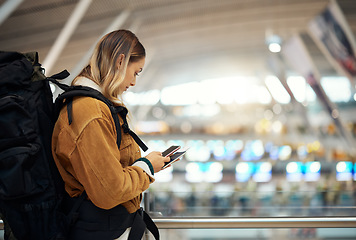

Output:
xmin=145 ymin=151 xmax=170 ymax=173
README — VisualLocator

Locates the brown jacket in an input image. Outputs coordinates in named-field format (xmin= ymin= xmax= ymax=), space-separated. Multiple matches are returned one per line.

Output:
xmin=52 ymin=96 xmax=153 ymax=213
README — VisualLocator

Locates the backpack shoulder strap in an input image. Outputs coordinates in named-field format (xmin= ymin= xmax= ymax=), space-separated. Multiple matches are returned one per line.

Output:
xmin=55 ymin=86 xmax=149 ymax=152
xmin=115 ymin=106 xmax=148 ymax=152
xmin=54 ymin=86 xmax=122 ymax=149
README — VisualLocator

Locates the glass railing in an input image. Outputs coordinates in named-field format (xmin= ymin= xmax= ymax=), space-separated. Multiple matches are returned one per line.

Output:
xmin=1 ymin=190 xmax=355 ymax=240
xmin=140 ymin=191 xmax=356 ymax=240
xmin=140 ymin=190 xmax=356 ymax=239
xmin=144 ymin=190 xmax=356 ymax=217
xmin=2 ymin=218 xmax=356 ymax=240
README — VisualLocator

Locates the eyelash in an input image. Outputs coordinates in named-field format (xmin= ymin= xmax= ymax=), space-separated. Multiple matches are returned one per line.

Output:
xmin=135 ymin=72 xmax=140 ymax=77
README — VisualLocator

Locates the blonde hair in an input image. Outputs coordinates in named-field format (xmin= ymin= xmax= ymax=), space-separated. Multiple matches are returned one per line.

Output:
xmin=73 ymin=29 xmax=145 ymax=105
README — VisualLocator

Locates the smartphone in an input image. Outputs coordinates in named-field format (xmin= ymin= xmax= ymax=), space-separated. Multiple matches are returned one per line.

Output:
xmin=162 ymin=145 xmax=181 ymax=157
xmin=162 ymin=147 xmax=189 ymax=169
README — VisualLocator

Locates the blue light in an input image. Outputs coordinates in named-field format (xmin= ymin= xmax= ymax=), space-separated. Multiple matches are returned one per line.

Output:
xmin=304 ymin=162 xmax=321 ymax=182
xmin=336 ymin=161 xmax=353 ymax=181
xmin=278 ymin=145 xmax=292 ymax=161
xmin=241 ymin=140 xmax=264 ymax=161
xmin=185 ymin=140 xmax=210 ymax=162
xmin=286 ymin=162 xmax=303 ymax=182
xmin=224 ymin=140 xmax=243 ymax=161
xmin=207 ymin=140 xmax=226 ymax=161
xmin=236 ymin=162 xmax=254 ymax=182
xmin=269 ymin=145 xmax=279 ymax=160
xmin=253 ymin=162 xmax=272 ymax=182
xmin=185 ymin=162 xmax=223 ymax=183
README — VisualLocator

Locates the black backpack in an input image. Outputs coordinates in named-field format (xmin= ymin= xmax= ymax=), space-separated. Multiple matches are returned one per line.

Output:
xmin=0 ymin=51 xmax=149 ymax=240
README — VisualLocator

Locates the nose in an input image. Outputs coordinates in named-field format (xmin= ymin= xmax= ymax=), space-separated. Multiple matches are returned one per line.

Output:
xmin=131 ymin=78 xmax=136 ymax=86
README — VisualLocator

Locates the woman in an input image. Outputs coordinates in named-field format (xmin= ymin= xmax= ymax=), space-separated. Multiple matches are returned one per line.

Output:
xmin=52 ymin=29 xmax=169 ymax=239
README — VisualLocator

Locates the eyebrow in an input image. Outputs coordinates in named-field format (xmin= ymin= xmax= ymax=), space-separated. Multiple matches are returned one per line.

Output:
xmin=138 ymin=68 xmax=143 ymax=73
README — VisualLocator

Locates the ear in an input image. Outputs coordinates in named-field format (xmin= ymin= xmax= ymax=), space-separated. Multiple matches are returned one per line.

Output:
xmin=117 ymin=54 xmax=125 ymax=68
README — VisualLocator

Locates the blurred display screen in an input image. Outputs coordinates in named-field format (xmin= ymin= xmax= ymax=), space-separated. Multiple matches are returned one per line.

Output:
xmin=241 ymin=140 xmax=265 ymax=161
xmin=185 ymin=140 xmax=210 ymax=162
xmin=210 ymin=140 xmax=226 ymax=161
xmin=185 ymin=162 xmax=223 ymax=183
xmin=297 ymin=145 xmax=308 ymax=160
xmin=286 ymin=162 xmax=303 ymax=182
xmin=269 ymin=145 xmax=279 ymax=160
xmin=267 ymin=144 xmax=292 ymax=161
xmin=236 ymin=162 xmax=254 ymax=182
xmin=253 ymin=162 xmax=272 ymax=182
xmin=336 ymin=161 xmax=353 ymax=181
xmin=279 ymin=145 xmax=292 ymax=161
xmin=224 ymin=140 xmax=243 ymax=160
xmin=304 ymin=162 xmax=321 ymax=182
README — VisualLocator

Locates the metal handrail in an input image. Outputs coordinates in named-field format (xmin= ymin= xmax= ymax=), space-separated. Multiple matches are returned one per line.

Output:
xmin=1 ymin=217 xmax=356 ymax=233
xmin=152 ymin=216 xmax=356 ymax=229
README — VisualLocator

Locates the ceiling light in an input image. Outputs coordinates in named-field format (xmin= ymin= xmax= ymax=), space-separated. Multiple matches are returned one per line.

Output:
xmin=265 ymin=29 xmax=282 ymax=53
xmin=268 ymin=42 xmax=281 ymax=53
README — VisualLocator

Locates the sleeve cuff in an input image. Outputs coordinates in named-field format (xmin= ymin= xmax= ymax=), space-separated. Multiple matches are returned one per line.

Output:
xmin=133 ymin=158 xmax=154 ymax=179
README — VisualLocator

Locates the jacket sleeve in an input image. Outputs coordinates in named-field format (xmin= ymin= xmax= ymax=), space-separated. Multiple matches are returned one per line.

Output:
xmin=69 ymin=117 xmax=152 ymax=210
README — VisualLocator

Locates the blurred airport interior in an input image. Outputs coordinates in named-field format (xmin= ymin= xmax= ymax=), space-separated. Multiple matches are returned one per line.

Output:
xmin=1 ymin=0 xmax=356 ymax=239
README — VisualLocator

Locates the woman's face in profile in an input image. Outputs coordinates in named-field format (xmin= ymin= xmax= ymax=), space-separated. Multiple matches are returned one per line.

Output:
xmin=119 ymin=57 xmax=145 ymax=94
